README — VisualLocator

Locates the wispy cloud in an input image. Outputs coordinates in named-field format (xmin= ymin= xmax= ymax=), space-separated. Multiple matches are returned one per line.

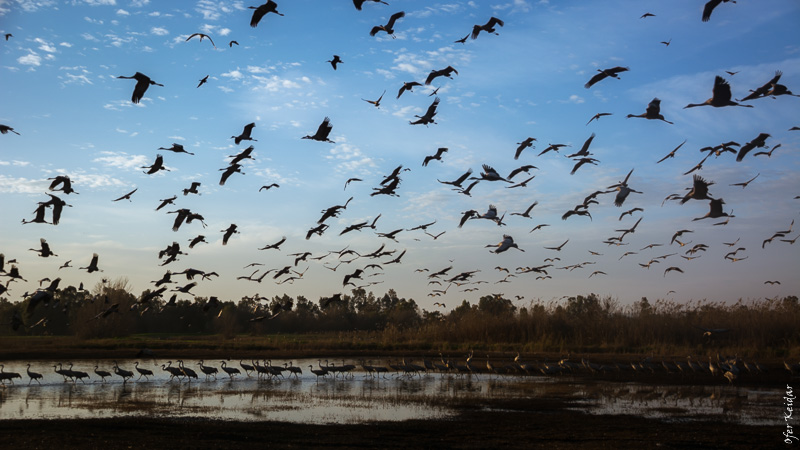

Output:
xmin=93 ymin=151 xmax=149 ymax=170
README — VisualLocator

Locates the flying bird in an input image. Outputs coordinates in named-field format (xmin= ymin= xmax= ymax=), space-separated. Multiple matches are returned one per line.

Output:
xmin=684 ymin=76 xmax=753 ymax=109
xmin=397 ymin=81 xmax=422 ymax=98
xmin=302 ymin=117 xmax=334 ymax=142
xmin=113 ymin=188 xmax=138 ymax=202
xmin=514 ymin=137 xmax=536 ymax=160
xmin=141 ymin=154 xmax=169 ymax=175
xmin=231 ymin=123 xmax=257 ymax=145
xmin=584 ymin=66 xmax=629 ymax=89
xmin=197 ymin=75 xmax=209 ymax=88
xmin=327 ymin=55 xmax=343 ymax=70
xmin=0 ymin=124 xmax=20 ymax=135
xmin=626 ymin=98 xmax=673 ymax=124
xmin=221 ymin=224 xmax=239 ymax=245
xmin=353 ymin=0 xmax=389 ymax=11
xmin=736 ymin=133 xmax=770 ymax=162
xmin=425 ymin=66 xmax=458 ymax=85
xmin=656 ymin=140 xmax=686 ymax=163
xmin=117 ymin=72 xmax=163 ymax=104
xmin=640 ymin=13 xmax=655 ymax=18
xmin=362 ymin=90 xmax=386 ymax=108
xmin=586 ymin=112 xmax=612 ymax=125
xmin=370 ymin=11 xmax=405 ymax=38
xmin=422 ymin=147 xmax=448 ymax=166
xmin=259 ymin=183 xmax=280 ymax=191
xmin=693 ymin=198 xmax=730 ymax=221
xmin=702 ymin=0 xmax=735 ymax=22
xmin=487 ymin=235 xmax=523 ymax=253
xmin=249 ymin=1 xmax=283 ymax=28
xmin=186 ymin=33 xmax=216 ymax=48
xmin=80 ymin=253 xmax=102 ymax=273
xmin=410 ymin=97 xmax=439 ymax=126
xmin=471 ymin=16 xmax=504 ymax=39
xmin=159 ymin=143 xmax=194 ymax=155
xmin=229 ymin=40 xmax=239 ymax=47
xmin=729 ymin=173 xmax=759 ymax=189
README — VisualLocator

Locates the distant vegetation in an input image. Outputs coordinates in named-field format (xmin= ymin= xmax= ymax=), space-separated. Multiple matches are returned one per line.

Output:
xmin=1 ymin=278 xmax=798 ymax=358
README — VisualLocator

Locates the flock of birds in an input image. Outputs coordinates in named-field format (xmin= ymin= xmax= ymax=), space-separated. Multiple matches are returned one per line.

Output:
xmin=1 ymin=0 xmax=798 ymax=328
xmin=2 ymin=352 xmax=797 ymax=386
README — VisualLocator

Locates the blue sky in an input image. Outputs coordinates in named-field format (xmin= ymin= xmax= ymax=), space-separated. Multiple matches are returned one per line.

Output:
xmin=1 ymin=0 xmax=799 ymax=310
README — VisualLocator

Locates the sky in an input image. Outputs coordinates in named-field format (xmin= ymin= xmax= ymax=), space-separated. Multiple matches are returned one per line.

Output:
xmin=1 ymin=0 xmax=799 ymax=311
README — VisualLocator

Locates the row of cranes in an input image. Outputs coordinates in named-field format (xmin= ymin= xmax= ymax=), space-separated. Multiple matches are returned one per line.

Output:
xmin=2 ymin=355 xmax=794 ymax=385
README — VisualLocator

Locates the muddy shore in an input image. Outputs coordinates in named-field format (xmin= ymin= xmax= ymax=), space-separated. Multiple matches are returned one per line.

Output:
xmin=0 ymin=396 xmax=775 ymax=449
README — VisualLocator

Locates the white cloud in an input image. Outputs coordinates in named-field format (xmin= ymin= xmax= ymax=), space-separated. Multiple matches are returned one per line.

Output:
xmin=0 ymin=175 xmax=48 ymax=194
xmin=567 ymin=94 xmax=584 ymax=104
xmin=93 ymin=151 xmax=149 ymax=170
xmin=130 ymin=0 xmax=149 ymax=6
xmin=83 ymin=0 xmax=117 ymax=5
xmin=18 ymin=52 xmax=42 ymax=67
xmin=222 ymin=69 xmax=243 ymax=79
xmin=116 ymin=8 xmax=129 ymax=15
xmin=59 ymin=42 xmax=73 ymax=47
xmin=151 ymin=27 xmax=169 ymax=36
xmin=35 ymin=38 xmax=57 ymax=53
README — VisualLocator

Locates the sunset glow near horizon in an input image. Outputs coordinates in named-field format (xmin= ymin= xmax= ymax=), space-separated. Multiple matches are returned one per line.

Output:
xmin=1 ymin=0 xmax=799 ymax=311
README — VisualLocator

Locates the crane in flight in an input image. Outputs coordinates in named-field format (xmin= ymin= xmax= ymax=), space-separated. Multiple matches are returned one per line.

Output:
xmin=249 ymin=1 xmax=283 ymax=28
xmin=186 ymin=33 xmax=215 ymax=48
xmin=584 ymin=66 xmax=629 ymax=89
xmin=302 ymin=117 xmax=334 ymax=142
xmin=117 ymin=72 xmax=163 ymax=104
xmin=370 ymin=11 xmax=405 ymax=38
xmin=472 ymin=17 xmax=504 ymax=39
xmin=684 ymin=76 xmax=753 ymax=109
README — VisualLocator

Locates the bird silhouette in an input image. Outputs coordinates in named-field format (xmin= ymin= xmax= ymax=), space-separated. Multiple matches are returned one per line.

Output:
xmin=702 ymin=0 xmax=735 ymax=22
xmin=259 ymin=183 xmax=280 ymax=191
xmin=353 ymin=0 xmax=388 ymax=10
xmin=231 ymin=123 xmax=257 ymax=145
xmin=0 ymin=124 xmax=21 ymax=135
xmin=471 ymin=17 xmax=504 ymax=39
xmin=197 ymin=75 xmax=209 ymax=88
xmin=656 ymin=140 xmax=686 ymax=163
xmin=113 ymin=188 xmax=138 ymax=202
xmin=141 ymin=154 xmax=169 ymax=174
xmin=249 ymin=1 xmax=283 ymax=28
xmin=79 ymin=253 xmax=102 ymax=273
xmin=186 ymin=33 xmax=215 ymax=48
xmin=159 ymin=143 xmax=194 ymax=155
xmin=370 ymin=11 xmax=405 ymax=38
xmin=302 ymin=117 xmax=334 ymax=142
xmin=397 ymin=81 xmax=422 ymax=98
xmin=487 ymin=235 xmax=523 ymax=253
xmin=410 ymin=97 xmax=439 ymax=126
xmin=627 ymin=98 xmax=673 ymax=124
xmin=684 ymin=76 xmax=752 ymax=108
xmin=362 ymin=90 xmax=386 ymax=108
xmin=117 ymin=72 xmax=163 ymax=104
xmin=586 ymin=112 xmax=612 ymax=125
xmin=584 ymin=66 xmax=629 ymax=89
xmin=327 ymin=55 xmax=343 ymax=70
xmin=425 ymin=66 xmax=458 ymax=85
xmin=514 ymin=137 xmax=536 ymax=160
xmin=422 ymin=147 xmax=448 ymax=166
xmin=736 ymin=133 xmax=770 ymax=162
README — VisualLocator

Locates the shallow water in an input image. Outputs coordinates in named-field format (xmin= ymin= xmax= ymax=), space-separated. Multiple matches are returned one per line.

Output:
xmin=0 ymin=359 xmax=783 ymax=425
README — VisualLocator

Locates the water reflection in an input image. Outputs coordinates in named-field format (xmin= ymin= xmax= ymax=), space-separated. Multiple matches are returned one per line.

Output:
xmin=0 ymin=358 xmax=782 ymax=425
